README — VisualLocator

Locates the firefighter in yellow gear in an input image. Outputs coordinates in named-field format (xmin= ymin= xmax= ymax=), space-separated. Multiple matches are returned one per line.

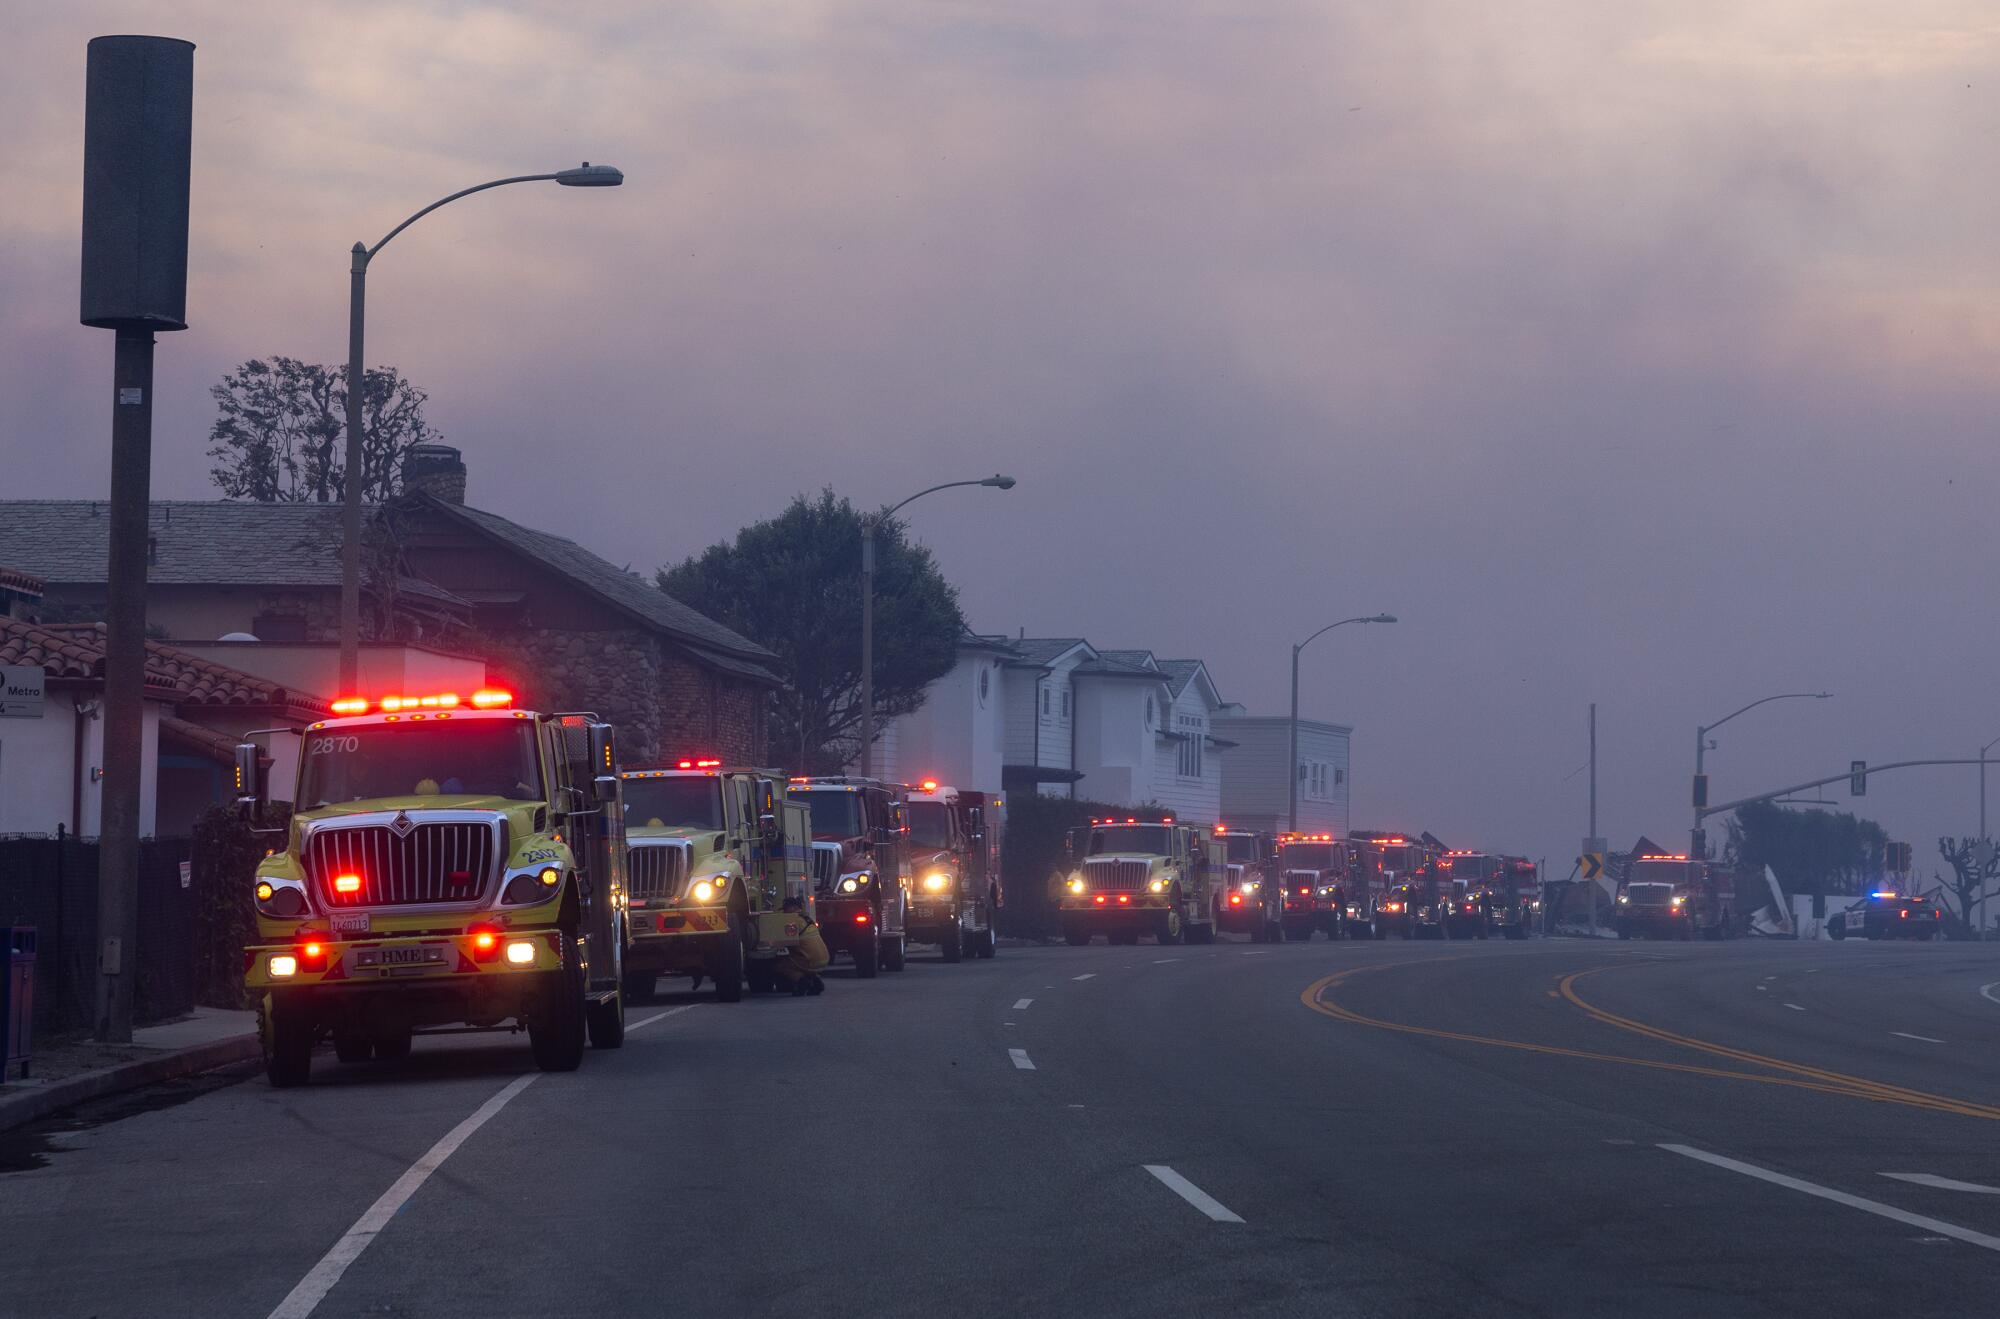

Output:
xmin=773 ymin=899 xmax=829 ymax=996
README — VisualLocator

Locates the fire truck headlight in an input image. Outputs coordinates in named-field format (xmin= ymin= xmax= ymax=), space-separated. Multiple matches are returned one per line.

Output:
xmin=1245 ymin=881 xmax=1260 ymax=893
xmin=1617 ymin=895 xmax=1630 ymax=905
xmin=504 ymin=873 xmax=552 ymax=904
xmin=922 ymin=872 xmax=952 ymax=893
xmin=1148 ymin=878 xmax=1167 ymax=894
xmin=840 ymin=874 xmax=869 ymax=894
xmin=504 ymin=940 xmax=536 ymax=965
xmin=255 ymin=881 xmax=273 ymax=902
xmin=1067 ymin=877 xmax=1086 ymax=895
xmin=257 ymin=883 xmax=308 ymax=919
xmin=692 ymin=879 xmax=718 ymax=903
xmin=269 ymin=954 xmax=298 ymax=978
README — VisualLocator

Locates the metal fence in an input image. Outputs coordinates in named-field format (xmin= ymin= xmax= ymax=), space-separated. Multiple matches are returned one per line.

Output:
xmin=0 ymin=831 xmax=194 ymax=1036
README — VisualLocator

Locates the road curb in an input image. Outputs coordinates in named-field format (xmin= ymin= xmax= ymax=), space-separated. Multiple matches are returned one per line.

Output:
xmin=0 ymin=1033 xmax=261 ymax=1134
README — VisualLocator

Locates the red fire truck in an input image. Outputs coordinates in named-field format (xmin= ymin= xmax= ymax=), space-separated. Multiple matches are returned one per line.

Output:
xmin=792 ymin=777 xmax=910 ymax=976
xmin=1495 ymin=856 xmax=1540 ymax=939
xmin=1347 ymin=831 xmax=1435 ymax=939
xmin=1275 ymin=832 xmax=1349 ymax=940
xmin=1615 ymin=853 xmax=1731 ymax=940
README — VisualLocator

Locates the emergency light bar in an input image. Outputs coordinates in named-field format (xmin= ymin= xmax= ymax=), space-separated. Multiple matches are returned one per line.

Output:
xmin=919 ymin=779 xmax=940 ymax=792
xmin=1089 ymin=816 xmax=1176 ymax=826
xmin=676 ymin=759 xmax=723 ymax=770
xmin=329 ymin=689 xmax=512 ymax=716
xmin=1638 ymin=853 xmax=1690 ymax=862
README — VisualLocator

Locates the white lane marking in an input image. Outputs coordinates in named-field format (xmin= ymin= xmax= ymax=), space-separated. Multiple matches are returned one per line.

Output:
xmin=1073 ymin=973 xmax=1097 ymax=981
xmin=1004 ymin=1022 xmax=1016 ymax=1027
xmin=628 ymin=1005 xmax=697 ymax=1033
xmin=1756 ymin=986 xmax=1768 ymax=992
xmin=1661 ymin=1145 xmax=2000 ymax=1253
xmin=1891 ymin=1031 xmax=1946 ymax=1044
xmin=1144 ymin=1165 xmax=1245 ymax=1223
xmin=1153 ymin=957 xmax=1182 ymax=964
xmin=1241 ymin=950 xmax=1273 ymax=956
xmin=1783 ymin=1003 xmax=1806 ymax=1012
xmin=1008 ymin=1048 xmax=1035 ymax=1070
xmin=1013 ymin=998 xmax=1034 ymax=1010
xmin=1981 ymin=981 xmax=2000 ymax=1007
xmin=1883 ymin=1173 xmax=2000 ymax=1195
xmin=268 ymin=1074 xmax=539 ymax=1318
xmin=1762 ymin=975 xmax=1776 ymax=981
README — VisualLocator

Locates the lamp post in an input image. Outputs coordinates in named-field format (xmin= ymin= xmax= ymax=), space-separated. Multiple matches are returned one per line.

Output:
xmin=858 ymin=475 xmax=1016 ymax=778
xmin=1978 ymin=732 xmax=2000 ymax=940
xmin=1690 ymin=691 xmax=1830 ymax=859
xmin=338 ymin=163 xmax=623 ymax=689
xmin=1287 ymin=614 xmax=1396 ymax=831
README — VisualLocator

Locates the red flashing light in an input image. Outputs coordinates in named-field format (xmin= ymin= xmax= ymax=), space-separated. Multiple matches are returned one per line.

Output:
xmin=330 ymin=697 xmax=369 ymax=715
xmin=854 ymin=911 xmax=870 ymax=925
xmin=1228 ymin=893 xmax=1243 ymax=907
xmin=1638 ymin=853 xmax=1689 ymax=862
xmin=469 ymin=924 xmax=502 ymax=963
xmin=1094 ymin=895 xmax=1107 ymax=905
xmin=1117 ymin=895 xmax=1130 ymax=905
xmin=470 ymin=689 xmax=513 ymax=709
xmin=920 ymin=779 xmax=940 ymax=792
xmin=674 ymin=758 xmax=724 ymax=770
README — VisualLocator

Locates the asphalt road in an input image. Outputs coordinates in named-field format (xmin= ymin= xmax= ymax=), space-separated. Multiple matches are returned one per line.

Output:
xmin=4 ymin=935 xmax=1999 ymax=1318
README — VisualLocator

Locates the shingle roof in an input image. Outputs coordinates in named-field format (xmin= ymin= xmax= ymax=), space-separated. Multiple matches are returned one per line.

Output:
xmin=1009 ymin=637 xmax=1092 ymax=666
xmin=0 ymin=617 xmax=329 ymax=712
xmin=421 ymin=498 xmax=780 ymax=684
xmin=1095 ymin=649 xmax=1158 ymax=670
xmin=1155 ymin=659 xmax=1207 ymax=700
xmin=1073 ymin=656 xmax=1162 ymax=680
xmin=0 ymin=501 xmax=350 ymax=586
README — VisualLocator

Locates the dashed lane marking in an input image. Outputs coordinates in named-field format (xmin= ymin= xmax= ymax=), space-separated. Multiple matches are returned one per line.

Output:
xmin=1882 ymin=1173 xmax=2000 ymax=1195
xmin=1144 ymin=1165 xmax=1245 ymax=1223
xmin=1154 ymin=958 xmax=1182 ymax=964
xmin=1892 ymin=1032 xmax=1946 ymax=1044
xmin=1073 ymin=973 xmax=1097 ymax=981
xmin=1981 ymin=981 xmax=2000 ymax=1008
xmin=1013 ymin=998 xmax=1034 ymax=1010
xmin=1662 ymin=1146 xmax=2000 ymax=1252
xmin=628 ymin=1005 xmax=698 ymax=1033
xmin=1783 ymin=1003 xmax=1806 ymax=1012
xmin=1009 ymin=1048 xmax=1036 ymax=1070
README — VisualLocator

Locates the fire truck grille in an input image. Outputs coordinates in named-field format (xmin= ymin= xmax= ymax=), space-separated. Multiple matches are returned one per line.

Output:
xmin=628 ymin=843 xmax=691 ymax=901
xmin=1084 ymin=859 xmax=1150 ymax=891
xmin=812 ymin=844 xmax=841 ymax=891
xmin=307 ymin=822 xmax=497 ymax=906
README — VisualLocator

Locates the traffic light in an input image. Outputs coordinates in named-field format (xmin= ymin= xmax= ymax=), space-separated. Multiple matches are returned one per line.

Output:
xmin=1850 ymin=760 xmax=1866 ymax=796
xmin=1692 ymin=773 xmax=1708 ymax=810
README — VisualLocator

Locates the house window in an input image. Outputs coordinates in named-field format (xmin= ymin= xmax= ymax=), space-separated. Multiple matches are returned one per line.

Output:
xmin=1335 ymin=767 xmax=1345 ymax=786
xmin=1041 ymin=688 xmax=1050 ymax=716
xmin=1177 ymin=735 xmax=1203 ymax=779
xmin=979 ymin=667 xmax=991 ymax=705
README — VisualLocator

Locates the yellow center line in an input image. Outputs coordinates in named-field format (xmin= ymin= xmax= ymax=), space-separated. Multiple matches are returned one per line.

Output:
xmin=1301 ymin=966 xmax=2000 ymax=1122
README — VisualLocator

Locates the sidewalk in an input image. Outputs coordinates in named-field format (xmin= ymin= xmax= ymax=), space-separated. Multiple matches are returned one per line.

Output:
xmin=0 ymin=1007 xmax=260 ymax=1133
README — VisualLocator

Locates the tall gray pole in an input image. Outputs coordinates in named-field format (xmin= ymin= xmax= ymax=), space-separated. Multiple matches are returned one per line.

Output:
xmin=340 ymin=244 xmax=368 ymax=691
xmin=859 ymin=521 xmax=875 ymax=778
xmin=1288 ymin=643 xmax=1301 ymax=832
xmin=1587 ymin=702 xmax=1597 ymax=937
xmin=95 ymin=329 xmax=156 ymax=1042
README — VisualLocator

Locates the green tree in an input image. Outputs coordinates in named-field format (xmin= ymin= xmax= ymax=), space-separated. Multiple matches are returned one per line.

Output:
xmin=1725 ymin=800 xmax=1888 ymax=899
xmin=206 ymin=356 xmax=441 ymax=503
xmin=658 ymin=489 xmax=965 ymax=773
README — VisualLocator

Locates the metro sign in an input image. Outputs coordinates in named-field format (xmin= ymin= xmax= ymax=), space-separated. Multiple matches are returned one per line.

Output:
xmin=0 ymin=665 xmax=44 ymax=719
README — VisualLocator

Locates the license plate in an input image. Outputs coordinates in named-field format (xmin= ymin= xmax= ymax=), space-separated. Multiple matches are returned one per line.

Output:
xmin=356 ymin=945 xmax=446 ymax=968
xmin=331 ymin=912 xmax=370 ymax=934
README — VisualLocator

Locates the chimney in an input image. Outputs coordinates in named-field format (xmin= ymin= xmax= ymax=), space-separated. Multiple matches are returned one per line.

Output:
xmin=403 ymin=443 xmax=466 ymax=504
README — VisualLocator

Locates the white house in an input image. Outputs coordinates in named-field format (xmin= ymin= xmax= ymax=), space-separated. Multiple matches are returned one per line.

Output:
xmin=881 ymin=633 xmax=1228 ymax=817
xmin=1213 ymin=707 xmax=1352 ymax=837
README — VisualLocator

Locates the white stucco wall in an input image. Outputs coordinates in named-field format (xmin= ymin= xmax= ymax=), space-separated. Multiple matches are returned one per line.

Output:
xmin=0 ymin=690 xmax=161 ymax=838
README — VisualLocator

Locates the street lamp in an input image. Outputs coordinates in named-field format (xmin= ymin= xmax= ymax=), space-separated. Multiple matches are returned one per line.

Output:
xmin=1690 ymin=691 xmax=1830 ymax=858
xmin=858 ymin=475 xmax=1016 ymax=778
xmin=1977 ymin=732 xmax=2000 ymax=940
xmin=1287 ymin=614 xmax=1396 ymax=831
xmin=338 ymin=163 xmax=625 ymax=688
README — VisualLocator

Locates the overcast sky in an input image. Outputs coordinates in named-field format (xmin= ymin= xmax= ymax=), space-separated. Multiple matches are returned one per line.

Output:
xmin=6 ymin=2 xmax=1999 ymax=884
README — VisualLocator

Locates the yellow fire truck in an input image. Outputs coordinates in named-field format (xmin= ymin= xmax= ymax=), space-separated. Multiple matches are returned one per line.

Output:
xmin=1058 ymin=815 xmax=1218 ymax=946
xmin=238 ymin=688 xmax=628 ymax=1086
xmin=620 ymin=759 xmax=814 ymax=1000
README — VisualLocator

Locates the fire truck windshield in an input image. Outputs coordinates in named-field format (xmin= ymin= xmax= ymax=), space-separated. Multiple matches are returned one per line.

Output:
xmin=1224 ymin=835 xmax=1259 ymax=862
xmin=622 ymin=775 xmax=723 ymax=830
xmin=1447 ymin=855 xmax=1499 ymax=880
xmin=1627 ymin=860 xmax=1693 ymax=884
xmin=297 ymin=720 xmax=542 ymax=809
xmin=800 ymin=790 xmax=865 ymax=839
xmin=1088 ymin=825 xmax=1171 ymax=855
xmin=1280 ymin=843 xmax=1339 ymax=869
xmin=906 ymin=800 xmax=954 ymax=848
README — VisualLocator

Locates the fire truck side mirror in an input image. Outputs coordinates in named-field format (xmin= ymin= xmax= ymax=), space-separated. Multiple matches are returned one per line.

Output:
xmin=233 ymin=742 xmax=264 ymax=822
xmin=587 ymin=723 xmax=617 ymax=791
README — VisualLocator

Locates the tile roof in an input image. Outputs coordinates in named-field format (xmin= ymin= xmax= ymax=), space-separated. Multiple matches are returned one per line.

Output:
xmin=0 ymin=617 xmax=329 ymax=712
xmin=159 ymin=715 xmax=242 ymax=763
xmin=420 ymin=498 xmax=780 ymax=683
xmin=0 ymin=566 xmax=43 ymax=597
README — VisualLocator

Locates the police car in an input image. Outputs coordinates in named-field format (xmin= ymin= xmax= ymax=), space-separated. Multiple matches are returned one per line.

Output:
xmin=1826 ymin=891 xmax=1943 ymax=941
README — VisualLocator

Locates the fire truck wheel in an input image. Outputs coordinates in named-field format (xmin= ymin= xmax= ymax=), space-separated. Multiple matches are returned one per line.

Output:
xmin=373 ymin=1030 xmax=412 ymax=1061
xmin=1114 ymin=930 xmax=1142 ymax=946
xmin=711 ymin=916 xmax=746 ymax=1002
xmin=1285 ymin=923 xmax=1313 ymax=943
xmin=1249 ymin=924 xmax=1266 ymax=943
xmin=333 ymin=1033 xmax=373 ymax=1064
xmin=1157 ymin=908 xmax=1184 ymax=946
xmin=1064 ymin=927 xmax=1092 ymax=947
xmin=263 ymin=994 xmax=313 ymax=1088
xmin=941 ymin=922 xmax=964 ymax=962
xmin=1188 ymin=920 xmax=1215 ymax=945
xmin=623 ymin=969 xmax=657 ymax=1005
xmin=1475 ymin=922 xmax=1490 ymax=940
xmin=853 ymin=935 xmax=881 ymax=978
xmin=529 ymin=940 xmax=588 ymax=1072
xmin=972 ymin=918 xmax=998 ymax=958
xmin=883 ymin=934 xmax=908 ymax=971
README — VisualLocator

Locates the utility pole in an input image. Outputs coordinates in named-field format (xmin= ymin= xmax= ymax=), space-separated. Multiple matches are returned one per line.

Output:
xmin=1587 ymin=702 xmax=1597 ymax=937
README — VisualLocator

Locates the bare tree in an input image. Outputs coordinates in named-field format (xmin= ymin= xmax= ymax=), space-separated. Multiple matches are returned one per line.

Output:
xmin=1935 ymin=837 xmax=1999 ymax=936
xmin=207 ymin=357 xmax=441 ymax=503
